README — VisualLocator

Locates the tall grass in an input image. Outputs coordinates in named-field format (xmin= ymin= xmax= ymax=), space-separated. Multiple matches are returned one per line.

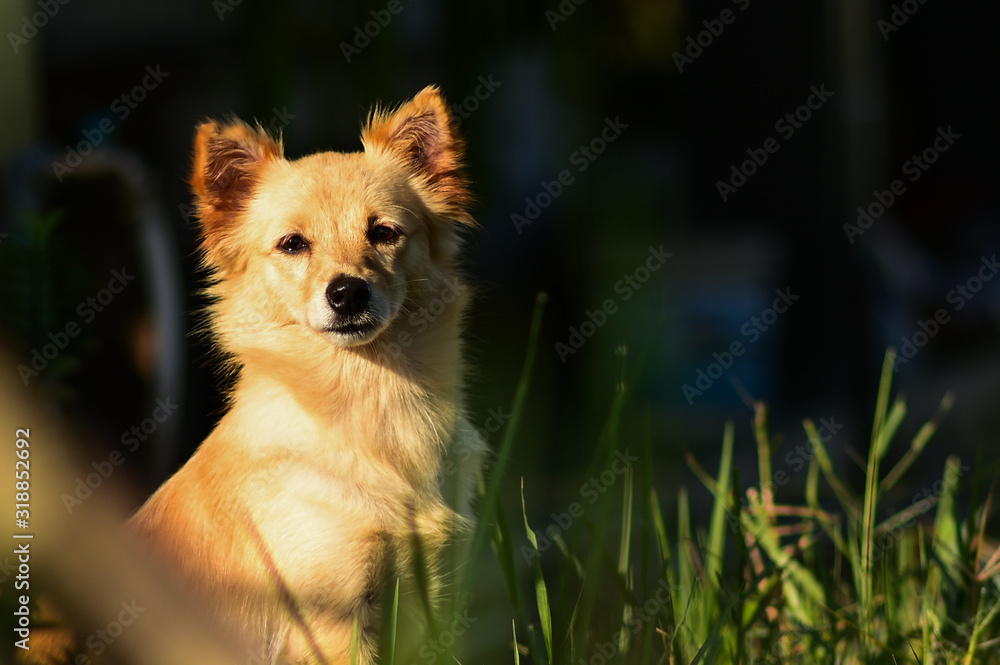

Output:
xmin=391 ymin=302 xmax=999 ymax=665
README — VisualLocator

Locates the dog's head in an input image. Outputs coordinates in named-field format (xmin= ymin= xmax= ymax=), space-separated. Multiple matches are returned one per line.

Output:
xmin=190 ymin=87 xmax=472 ymax=352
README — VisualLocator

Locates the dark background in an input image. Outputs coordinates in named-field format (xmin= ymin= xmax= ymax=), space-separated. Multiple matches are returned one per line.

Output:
xmin=1 ymin=0 xmax=998 ymax=658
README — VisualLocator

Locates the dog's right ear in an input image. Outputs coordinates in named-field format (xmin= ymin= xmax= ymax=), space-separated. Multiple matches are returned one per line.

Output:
xmin=190 ymin=120 xmax=283 ymax=267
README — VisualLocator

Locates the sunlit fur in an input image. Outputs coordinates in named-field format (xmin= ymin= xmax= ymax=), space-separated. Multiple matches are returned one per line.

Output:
xmin=129 ymin=87 xmax=485 ymax=664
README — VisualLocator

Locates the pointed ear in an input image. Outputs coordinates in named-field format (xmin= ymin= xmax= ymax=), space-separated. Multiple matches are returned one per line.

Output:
xmin=362 ymin=86 xmax=473 ymax=225
xmin=190 ymin=119 xmax=283 ymax=266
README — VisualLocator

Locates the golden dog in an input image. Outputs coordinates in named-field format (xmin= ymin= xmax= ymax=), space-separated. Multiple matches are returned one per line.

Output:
xmin=19 ymin=87 xmax=485 ymax=665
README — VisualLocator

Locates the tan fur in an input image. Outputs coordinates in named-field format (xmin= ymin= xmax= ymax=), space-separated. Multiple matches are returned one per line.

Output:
xmin=129 ymin=86 xmax=485 ymax=663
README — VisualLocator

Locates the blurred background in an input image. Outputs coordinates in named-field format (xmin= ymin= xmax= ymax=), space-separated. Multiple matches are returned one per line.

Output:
xmin=1 ymin=0 xmax=998 ymax=661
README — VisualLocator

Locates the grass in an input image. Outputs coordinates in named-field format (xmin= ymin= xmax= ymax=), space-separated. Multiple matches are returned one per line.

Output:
xmin=390 ymin=296 xmax=1000 ymax=665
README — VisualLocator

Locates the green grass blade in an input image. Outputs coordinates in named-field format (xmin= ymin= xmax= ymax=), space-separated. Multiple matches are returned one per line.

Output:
xmin=932 ymin=455 xmax=963 ymax=586
xmin=550 ymin=529 xmax=585 ymax=579
xmin=618 ymin=464 xmax=635 ymax=654
xmin=382 ymin=578 xmax=399 ymax=665
xmin=468 ymin=293 xmax=546 ymax=574
xmin=879 ymin=392 xmax=953 ymax=494
xmin=753 ymin=526 xmax=827 ymax=606
xmin=648 ymin=485 xmax=679 ymax=655
xmin=639 ymin=415 xmax=653 ymax=602
xmin=875 ymin=397 xmax=907 ymax=461
xmin=676 ymin=486 xmax=699 ymax=650
xmin=859 ymin=347 xmax=897 ymax=655
xmin=802 ymin=449 xmax=849 ymax=560
xmin=688 ymin=585 xmax=744 ymax=665
xmin=875 ymin=497 xmax=938 ymax=537
xmin=706 ymin=420 xmax=734 ymax=590
xmin=730 ymin=467 xmax=747 ymax=665
xmin=805 ymin=449 xmax=820 ymax=510
xmin=521 ymin=478 xmax=554 ymax=664
xmin=350 ymin=614 xmax=359 ymax=665
xmin=869 ymin=347 xmax=897 ymax=458
xmin=619 ymin=464 xmax=634 ymax=578
xmin=650 ymin=487 xmax=671 ymax=568
xmin=596 ymin=345 xmax=630 ymax=476
xmin=803 ymin=418 xmax=857 ymax=517
xmin=491 ymin=496 xmax=529 ymax=634
xmin=568 ymin=346 xmax=632 ymax=655
xmin=512 ymin=620 xmax=521 ymax=665
xmin=964 ymin=587 xmax=1000 ymax=665
xmin=564 ymin=583 xmax=586 ymax=662
xmin=753 ymin=404 xmax=774 ymax=517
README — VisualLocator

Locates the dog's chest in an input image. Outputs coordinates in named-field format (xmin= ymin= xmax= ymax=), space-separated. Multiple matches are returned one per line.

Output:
xmin=244 ymin=455 xmax=454 ymax=611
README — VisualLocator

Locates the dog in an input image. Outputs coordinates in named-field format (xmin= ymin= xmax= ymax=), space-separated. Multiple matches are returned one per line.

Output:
xmin=24 ymin=86 xmax=485 ymax=665
xmin=140 ymin=85 xmax=485 ymax=662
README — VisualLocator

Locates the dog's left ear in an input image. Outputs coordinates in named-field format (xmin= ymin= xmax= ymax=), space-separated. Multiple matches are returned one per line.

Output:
xmin=362 ymin=86 xmax=473 ymax=225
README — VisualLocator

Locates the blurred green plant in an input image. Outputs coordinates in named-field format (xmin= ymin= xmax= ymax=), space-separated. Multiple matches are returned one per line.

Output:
xmin=0 ymin=209 xmax=65 ymax=340
xmin=0 ymin=208 xmax=93 ymax=389
xmin=394 ymin=321 xmax=1000 ymax=664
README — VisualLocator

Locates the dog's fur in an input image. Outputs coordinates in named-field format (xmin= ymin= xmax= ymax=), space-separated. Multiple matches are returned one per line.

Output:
xmin=125 ymin=87 xmax=484 ymax=663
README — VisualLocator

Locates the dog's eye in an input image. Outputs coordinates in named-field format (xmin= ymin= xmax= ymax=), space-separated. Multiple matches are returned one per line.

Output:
xmin=368 ymin=224 xmax=401 ymax=245
xmin=278 ymin=233 xmax=309 ymax=254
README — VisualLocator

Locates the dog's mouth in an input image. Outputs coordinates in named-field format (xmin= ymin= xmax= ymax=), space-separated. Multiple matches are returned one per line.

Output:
xmin=326 ymin=317 xmax=383 ymax=345
xmin=332 ymin=321 xmax=374 ymax=336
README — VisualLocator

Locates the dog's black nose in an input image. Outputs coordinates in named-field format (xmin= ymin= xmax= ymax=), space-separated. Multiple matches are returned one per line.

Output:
xmin=326 ymin=276 xmax=371 ymax=316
